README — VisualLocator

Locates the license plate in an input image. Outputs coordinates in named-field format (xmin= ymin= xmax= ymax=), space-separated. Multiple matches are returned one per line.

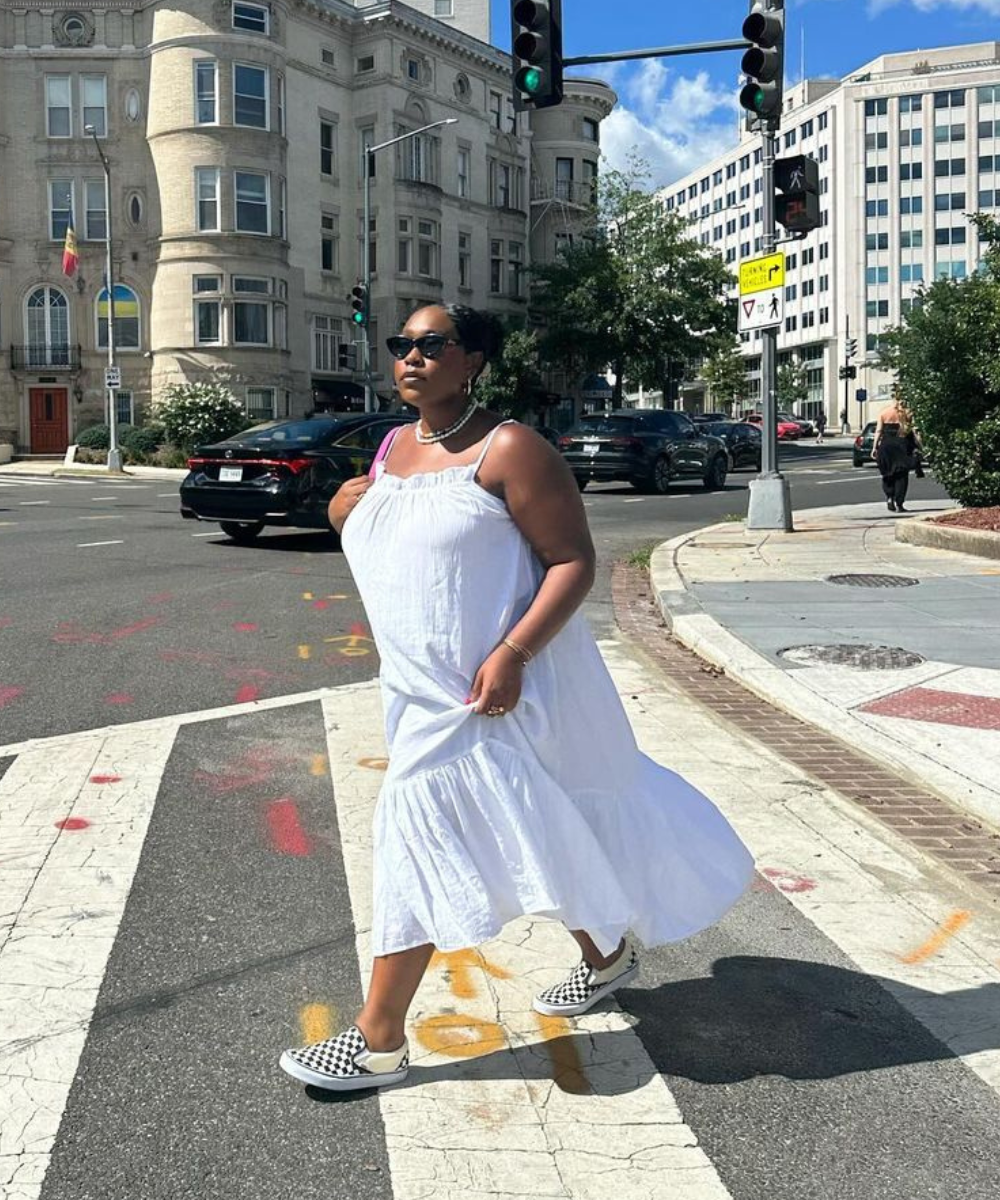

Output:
xmin=219 ymin=466 xmax=243 ymax=482
xmin=583 ymin=442 xmax=600 ymax=455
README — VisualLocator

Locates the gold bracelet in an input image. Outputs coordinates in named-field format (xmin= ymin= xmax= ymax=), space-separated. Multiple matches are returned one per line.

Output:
xmin=502 ymin=637 xmax=533 ymax=665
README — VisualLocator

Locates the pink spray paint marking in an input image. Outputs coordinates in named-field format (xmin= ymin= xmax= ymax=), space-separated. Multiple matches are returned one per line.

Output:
xmin=311 ymin=600 xmax=330 ymax=611
xmin=234 ymin=684 xmax=260 ymax=704
xmin=0 ymin=686 xmax=24 ymax=708
xmin=89 ymin=774 xmax=122 ymax=785
xmin=194 ymin=747 xmax=296 ymax=796
xmin=762 ymin=868 xmax=817 ymax=894
xmin=0 ymin=617 xmax=13 ymax=629
xmin=265 ymin=798 xmax=313 ymax=857
xmin=104 ymin=693 xmax=135 ymax=705
xmin=233 ymin=622 xmax=258 ymax=632
xmin=53 ymin=616 xmax=163 ymax=645
xmin=55 ymin=817 xmax=91 ymax=831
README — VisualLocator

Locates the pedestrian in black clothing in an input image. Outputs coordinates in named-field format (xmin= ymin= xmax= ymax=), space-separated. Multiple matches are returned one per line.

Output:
xmin=815 ymin=412 xmax=827 ymax=444
xmin=872 ymin=387 xmax=915 ymax=513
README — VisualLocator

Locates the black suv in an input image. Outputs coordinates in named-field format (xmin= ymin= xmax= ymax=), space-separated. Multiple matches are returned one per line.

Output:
xmin=559 ymin=410 xmax=729 ymax=493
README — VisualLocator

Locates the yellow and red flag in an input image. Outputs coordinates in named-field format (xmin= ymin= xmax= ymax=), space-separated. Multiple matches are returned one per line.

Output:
xmin=61 ymin=218 xmax=78 ymax=277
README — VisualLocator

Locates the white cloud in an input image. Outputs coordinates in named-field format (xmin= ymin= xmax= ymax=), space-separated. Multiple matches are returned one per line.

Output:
xmin=869 ymin=0 xmax=1000 ymax=12
xmin=595 ymin=61 xmax=741 ymax=190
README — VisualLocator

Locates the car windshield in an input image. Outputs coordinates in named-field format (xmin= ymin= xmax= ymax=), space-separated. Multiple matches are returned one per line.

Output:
xmin=220 ymin=420 xmax=342 ymax=448
xmin=702 ymin=423 xmax=732 ymax=435
xmin=575 ymin=416 xmax=636 ymax=436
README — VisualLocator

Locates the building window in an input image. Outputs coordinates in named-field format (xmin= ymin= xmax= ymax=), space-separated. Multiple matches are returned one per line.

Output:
xmin=115 ymin=389 xmax=134 ymax=428
xmin=320 ymin=121 xmax=335 ymax=175
xmin=195 ymin=61 xmax=218 ymax=123
xmin=97 ymin=284 xmax=140 ymax=349
xmin=321 ymin=212 xmax=338 ymax=271
xmin=457 ymin=147 xmax=470 ymax=198
xmin=312 ymin=314 xmax=343 ymax=372
xmin=81 ymin=75 xmax=107 ymax=136
xmin=582 ymin=117 xmax=598 ymax=142
xmin=865 ymin=131 xmax=888 ymax=150
xmin=865 ymin=266 xmax=889 ymax=285
xmin=321 ymin=48 xmax=335 ymax=66
xmin=489 ymin=90 xmax=503 ymax=129
xmin=195 ymin=167 xmax=220 ymax=231
xmin=128 ymin=193 xmax=143 ymax=226
xmin=555 ymin=157 xmax=573 ymax=202
xmin=865 ymin=199 xmax=889 ymax=218
xmin=507 ymin=241 xmax=523 ymax=298
xmin=818 ymin=110 xmax=829 ymax=129
xmin=233 ymin=1 xmax=269 ymax=34
xmin=399 ymin=130 xmax=437 ymax=184
xmin=417 ymin=219 xmax=438 ymax=278
xmin=900 ymin=229 xmax=923 ymax=248
xmin=397 ymin=217 xmax=411 ymax=273
xmin=900 ymin=264 xmax=924 ymax=283
xmin=234 ymin=64 xmax=268 ymax=128
xmin=899 ymin=94 xmax=923 ymax=113
xmin=234 ymin=170 xmax=269 ymax=233
xmin=46 ymin=76 xmax=72 ymax=137
xmin=933 ymin=89 xmax=965 ymax=109
xmin=490 ymin=240 xmax=503 ymax=293
xmin=458 ymin=231 xmax=471 ymax=288
xmin=865 ymin=165 xmax=888 ymax=184
xmin=356 ymin=54 xmax=375 ymax=73
xmin=246 ymin=387 xmax=275 ymax=420
xmin=900 ymin=195 xmax=924 ymax=215
xmin=899 ymin=128 xmax=923 ymax=148
xmin=934 ymin=158 xmax=966 ymax=178
xmin=434 ymin=0 xmax=454 ymax=13
xmin=233 ymin=276 xmax=270 ymax=344
xmin=935 ymin=226 xmax=966 ymax=246
xmin=193 ymin=275 xmax=222 ymax=344
xmin=864 ymin=98 xmax=888 ymax=117
xmin=899 ymin=162 xmax=923 ymax=181
xmin=25 ymin=286 xmax=70 ymax=364
xmin=85 ymin=179 xmax=106 ymax=240
xmin=406 ymin=57 xmax=421 ymax=81
xmin=48 ymin=179 xmax=73 ymax=240
xmin=866 ymin=232 xmax=888 ymax=251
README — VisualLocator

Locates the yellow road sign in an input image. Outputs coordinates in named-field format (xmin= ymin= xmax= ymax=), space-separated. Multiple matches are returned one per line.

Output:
xmin=739 ymin=252 xmax=785 ymax=295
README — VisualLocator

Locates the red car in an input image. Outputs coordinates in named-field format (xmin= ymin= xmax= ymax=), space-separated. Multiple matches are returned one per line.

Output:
xmin=743 ymin=413 xmax=801 ymax=440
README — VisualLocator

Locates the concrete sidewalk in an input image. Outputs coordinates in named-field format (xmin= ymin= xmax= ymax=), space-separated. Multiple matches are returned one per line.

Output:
xmin=0 ymin=458 xmax=186 ymax=481
xmin=651 ymin=499 xmax=1000 ymax=834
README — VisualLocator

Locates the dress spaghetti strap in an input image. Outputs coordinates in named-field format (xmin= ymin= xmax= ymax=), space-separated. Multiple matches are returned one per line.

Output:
xmin=471 ymin=419 xmax=516 ymax=475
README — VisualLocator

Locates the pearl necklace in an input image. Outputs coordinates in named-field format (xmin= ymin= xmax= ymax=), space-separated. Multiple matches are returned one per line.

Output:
xmin=415 ymin=399 xmax=479 ymax=444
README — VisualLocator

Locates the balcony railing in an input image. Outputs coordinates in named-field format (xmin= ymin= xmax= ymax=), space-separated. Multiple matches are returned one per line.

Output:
xmin=530 ymin=179 xmax=597 ymax=208
xmin=10 ymin=344 xmax=82 ymax=371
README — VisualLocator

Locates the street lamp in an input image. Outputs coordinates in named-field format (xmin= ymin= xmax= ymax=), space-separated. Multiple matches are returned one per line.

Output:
xmin=361 ymin=117 xmax=458 ymax=412
xmin=85 ymin=123 xmax=123 ymax=472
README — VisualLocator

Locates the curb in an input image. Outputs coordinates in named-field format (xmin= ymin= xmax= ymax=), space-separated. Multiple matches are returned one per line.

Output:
xmin=650 ymin=525 xmax=1000 ymax=833
xmin=896 ymin=512 xmax=1000 ymax=561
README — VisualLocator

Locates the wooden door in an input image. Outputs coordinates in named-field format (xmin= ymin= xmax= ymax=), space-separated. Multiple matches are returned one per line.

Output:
xmin=28 ymin=388 xmax=69 ymax=454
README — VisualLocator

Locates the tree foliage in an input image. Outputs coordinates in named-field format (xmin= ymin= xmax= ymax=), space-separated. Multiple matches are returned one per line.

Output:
xmin=152 ymin=382 xmax=250 ymax=451
xmin=881 ymin=213 xmax=1000 ymax=506
xmin=776 ymin=361 xmax=808 ymax=410
xmin=474 ymin=326 xmax=545 ymax=419
xmin=530 ymin=159 xmax=735 ymax=405
xmin=701 ymin=341 xmax=747 ymax=413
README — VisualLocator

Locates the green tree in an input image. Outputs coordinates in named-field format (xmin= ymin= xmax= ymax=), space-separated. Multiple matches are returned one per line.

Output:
xmin=152 ymin=382 xmax=249 ymax=451
xmin=701 ymin=341 xmax=747 ymax=414
xmin=881 ymin=212 xmax=1000 ymax=507
xmin=474 ymin=327 xmax=545 ymax=419
xmin=775 ymin=361 xmax=808 ymax=411
xmin=530 ymin=159 xmax=735 ymax=406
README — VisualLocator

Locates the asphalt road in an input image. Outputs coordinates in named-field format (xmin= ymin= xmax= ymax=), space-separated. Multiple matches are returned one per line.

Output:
xmin=0 ymin=439 xmax=948 ymax=746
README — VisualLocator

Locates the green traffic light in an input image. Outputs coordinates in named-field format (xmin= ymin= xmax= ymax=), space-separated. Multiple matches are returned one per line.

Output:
xmin=517 ymin=66 xmax=543 ymax=94
xmin=352 ymin=310 xmax=365 ymax=323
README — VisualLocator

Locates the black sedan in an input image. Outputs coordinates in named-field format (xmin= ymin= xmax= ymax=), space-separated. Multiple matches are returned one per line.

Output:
xmin=853 ymin=421 xmax=878 ymax=467
xmin=180 ymin=413 xmax=414 ymax=541
xmin=700 ymin=420 xmax=762 ymax=471
xmin=558 ymin=409 xmax=729 ymax=493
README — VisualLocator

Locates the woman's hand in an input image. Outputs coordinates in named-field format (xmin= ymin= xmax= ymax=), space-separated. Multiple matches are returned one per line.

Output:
xmin=329 ymin=476 xmax=373 ymax=535
xmin=467 ymin=645 xmax=524 ymax=718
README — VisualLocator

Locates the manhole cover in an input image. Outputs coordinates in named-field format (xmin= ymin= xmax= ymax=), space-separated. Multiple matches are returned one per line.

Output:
xmin=826 ymin=573 xmax=919 ymax=588
xmin=780 ymin=643 xmax=925 ymax=670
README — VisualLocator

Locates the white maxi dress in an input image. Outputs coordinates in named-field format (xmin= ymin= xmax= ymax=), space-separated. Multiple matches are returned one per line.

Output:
xmin=341 ymin=422 xmax=754 ymax=958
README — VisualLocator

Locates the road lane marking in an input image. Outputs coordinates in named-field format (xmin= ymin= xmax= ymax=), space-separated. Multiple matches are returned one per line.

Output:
xmin=19 ymin=501 xmax=50 ymax=506
xmin=77 ymin=515 xmax=122 ymax=521
xmin=76 ymin=540 xmax=125 ymax=547
xmin=89 ymin=496 xmax=117 ymax=501
xmin=191 ymin=531 xmax=219 ymax=537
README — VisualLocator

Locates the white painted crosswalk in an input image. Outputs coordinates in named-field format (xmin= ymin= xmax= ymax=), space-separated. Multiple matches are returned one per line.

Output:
xmin=2 ymin=635 xmax=1000 ymax=1198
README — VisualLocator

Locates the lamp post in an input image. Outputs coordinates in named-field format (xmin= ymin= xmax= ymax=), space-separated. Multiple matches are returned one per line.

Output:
xmin=85 ymin=123 xmax=122 ymax=472
xmin=361 ymin=117 xmax=457 ymax=412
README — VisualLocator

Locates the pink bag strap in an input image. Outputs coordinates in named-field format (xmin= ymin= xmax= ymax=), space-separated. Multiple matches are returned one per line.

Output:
xmin=368 ymin=425 xmax=404 ymax=478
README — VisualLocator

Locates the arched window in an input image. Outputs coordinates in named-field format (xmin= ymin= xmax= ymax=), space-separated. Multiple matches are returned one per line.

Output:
xmin=96 ymin=284 xmax=141 ymax=349
xmin=25 ymin=286 xmax=70 ymax=367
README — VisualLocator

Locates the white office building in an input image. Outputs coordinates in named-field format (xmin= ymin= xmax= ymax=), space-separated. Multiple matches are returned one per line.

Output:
xmin=657 ymin=41 xmax=1000 ymax=425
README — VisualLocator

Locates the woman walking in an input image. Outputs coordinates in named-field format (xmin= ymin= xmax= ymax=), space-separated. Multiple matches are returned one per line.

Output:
xmin=279 ymin=303 xmax=754 ymax=1092
xmin=872 ymin=386 xmax=916 ymax=513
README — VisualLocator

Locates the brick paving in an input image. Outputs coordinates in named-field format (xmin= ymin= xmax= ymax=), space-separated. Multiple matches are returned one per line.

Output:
xmin=861 ymin=686 xmax=1000 ymax=730
xmin=613 ymin=561 xmax=1000 ymax=903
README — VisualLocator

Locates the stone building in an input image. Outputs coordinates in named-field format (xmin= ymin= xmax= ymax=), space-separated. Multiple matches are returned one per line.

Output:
xmin=0 ymin=0 xmax=614 ymax=453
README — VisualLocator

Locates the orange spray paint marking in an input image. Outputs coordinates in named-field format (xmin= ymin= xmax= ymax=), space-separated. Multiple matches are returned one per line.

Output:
xmin=298 ymin=644 xmax=311 ymax=660
xmin=898 ymin=910 xmax=972 ymax=964
xmin=358 ymin=757 xmax=389 ymax=772
xmin=235 ymin=684 xmax=260 ymax=704
xmin=55 ymin=817 xmax=91 ymax=831
xmin=310 ymin=755 xmax=328 ymax=777
xmin=266 ymin=798 xmax=313 ymax=857
xmin=302 ymin=592 xmax=315 ymax=601
xmin=300 ymin=1003 xmax=336 ymax=1044
xmin=324 ymin=632 xmax=373 ymax=657
xmin=89 ymin=774 xmax=122 ymax=785
xmin=532 ymin=1013 xmax=591 ymax=1095
xmin=429 ymin=948 xmax=512 ymax=1000
xmin=415 ymin=1013 xmax=507 ymax=1059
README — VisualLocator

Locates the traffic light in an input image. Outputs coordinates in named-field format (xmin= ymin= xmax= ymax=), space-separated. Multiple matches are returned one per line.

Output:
xmin=845 ymin=337 xmax=858 ymax=360
xmin=510 ymin=0 xmax=563 ymax=111
xmin=350 ymin=283 xmax=368 ymax=328
xmin=774 ymin=154 xmax=820 ymax=233
xmin=838 ymin=365 xmax=857 ymax=380
xmin=739 ymin=0 xmax=785 ymax=130
xmin=337 ymin=342 xmax=358 ymax=371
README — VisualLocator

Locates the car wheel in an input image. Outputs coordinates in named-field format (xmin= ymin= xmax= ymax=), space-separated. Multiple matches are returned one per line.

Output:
xmin=648 ymin=455 xmax=672 ymax=495
xmin=220 ymin=520 xmax=265 ymax=543
xmin=852 ymin=454 xmax=864 ymax=468
xmin=574 ymin=475 xmax=589 ymax=492
xmin=703 ymin=454 xmax=728 ymax=491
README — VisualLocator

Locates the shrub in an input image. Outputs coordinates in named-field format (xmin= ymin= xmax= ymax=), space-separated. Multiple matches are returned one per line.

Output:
xmin=151 ymin=444 xmax=192 ymax=469
xmin=151 ymin=383 xmax=249 ymax=451
xmin=76 ymin=423 xmax=110 ymax=449
xmin=120 ymin=423 xmax=165 ymax=455
xmin=922 ymin=411 xmax=1000 ymax=509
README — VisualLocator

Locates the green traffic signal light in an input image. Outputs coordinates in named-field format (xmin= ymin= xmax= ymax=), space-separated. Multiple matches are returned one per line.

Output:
xmin=740 ymin=84 xmax=766 ymax=114
xmin=517 ymin=66 xmax=543 ymax=94
xmin=352 ymin=310 xmax=365 ymax=324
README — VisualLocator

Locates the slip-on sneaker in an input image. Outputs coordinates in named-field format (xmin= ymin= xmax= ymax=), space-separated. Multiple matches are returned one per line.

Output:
xmin=279 ymin=1024 xmax=409 ymax=1092
xmin=533 ymin=936 xmax=640 ymax=1017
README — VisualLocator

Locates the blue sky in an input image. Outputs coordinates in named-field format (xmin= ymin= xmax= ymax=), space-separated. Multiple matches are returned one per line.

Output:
xmin=490 ymin=0 xmax=999 ymax=186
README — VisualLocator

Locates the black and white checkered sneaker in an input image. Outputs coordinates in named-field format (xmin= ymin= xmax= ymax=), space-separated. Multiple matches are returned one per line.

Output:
xmin=533 ymin=936 xmax=639 ymax=1017
xmin=279 ymin=1024 xmax=409 ymax=1092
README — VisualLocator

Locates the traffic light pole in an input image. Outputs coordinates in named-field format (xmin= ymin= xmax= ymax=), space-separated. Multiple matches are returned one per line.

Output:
xmin=747 ymin=127 xmax=793 ymax=532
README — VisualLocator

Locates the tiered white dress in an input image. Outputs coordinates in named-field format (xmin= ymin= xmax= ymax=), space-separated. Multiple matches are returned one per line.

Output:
xmin=341 ymin=422 xmax=754 ymax=957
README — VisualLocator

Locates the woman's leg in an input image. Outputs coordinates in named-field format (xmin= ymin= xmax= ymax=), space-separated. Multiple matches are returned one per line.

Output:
xmin=355 ymin=943 xmax=436 ymax=1051
xmin=570 ymin=929 xmax=626 ymax=970
xmin=894 ymin=471 xmax=909 ymax=509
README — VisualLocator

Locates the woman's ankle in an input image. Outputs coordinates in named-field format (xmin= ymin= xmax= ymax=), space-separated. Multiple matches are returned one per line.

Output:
xmin=355 ymin=1012 xmax=407 ymax=1053
xmin=586 ymin=937 xmax=626 ymax=972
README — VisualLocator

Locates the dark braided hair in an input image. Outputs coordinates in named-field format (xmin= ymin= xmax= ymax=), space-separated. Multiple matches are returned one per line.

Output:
xmin=434 ymin=303 xmax=504 ymax=388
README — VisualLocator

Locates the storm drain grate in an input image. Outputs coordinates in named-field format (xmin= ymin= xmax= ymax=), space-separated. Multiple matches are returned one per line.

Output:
xmin=826 ymin=573 xmax=920 ymax=588
xmin=780 ymin=643 xmax=926 ymax=670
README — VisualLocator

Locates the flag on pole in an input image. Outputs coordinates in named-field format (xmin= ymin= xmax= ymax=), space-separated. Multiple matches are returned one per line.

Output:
xmin=61 ymin=216 xmax=79 ymax=277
